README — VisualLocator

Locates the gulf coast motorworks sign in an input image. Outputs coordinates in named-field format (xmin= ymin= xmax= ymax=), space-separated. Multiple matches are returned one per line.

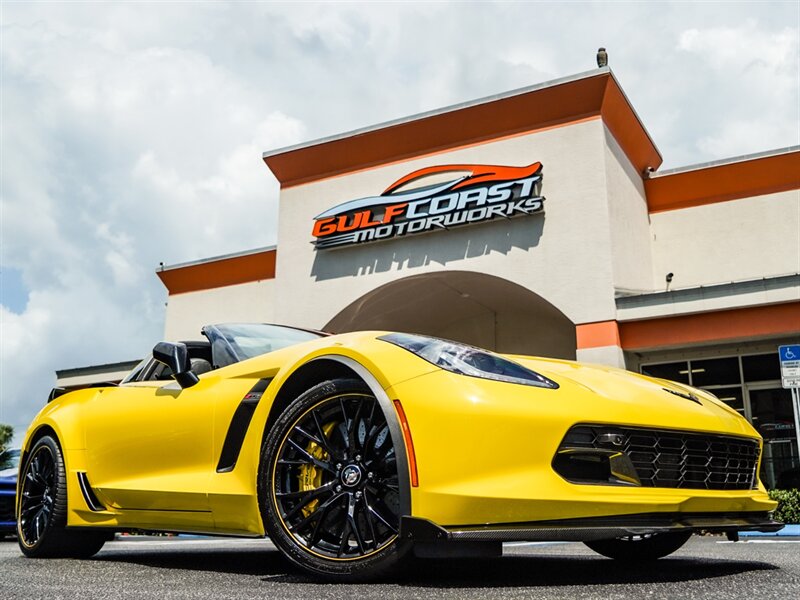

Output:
xmin=311 ymin=162 xmax=545 ymax=249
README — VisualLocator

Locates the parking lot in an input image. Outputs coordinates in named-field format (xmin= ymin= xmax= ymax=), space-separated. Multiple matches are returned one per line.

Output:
xmin=1 ymin=534 xmax=799 ymax=599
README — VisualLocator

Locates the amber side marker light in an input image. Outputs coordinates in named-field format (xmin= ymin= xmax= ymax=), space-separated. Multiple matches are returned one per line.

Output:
xmin=392 ymin=399 xmax=419 ymax=487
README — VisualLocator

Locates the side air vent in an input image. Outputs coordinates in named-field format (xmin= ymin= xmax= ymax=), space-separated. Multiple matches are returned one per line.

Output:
xmin=216 ymin=378 xmax=274 ymax=473
xmin=77 ymin=472 xmax=106 ymax=512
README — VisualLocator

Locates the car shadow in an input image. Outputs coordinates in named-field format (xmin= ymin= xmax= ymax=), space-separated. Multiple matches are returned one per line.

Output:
xmin=394 ymin=555 xmax=779 ymax=588
xmin=96 ymin=545 xmax=778 ymax=588
xmin=98 ymin=547 xmax=287 ymax=578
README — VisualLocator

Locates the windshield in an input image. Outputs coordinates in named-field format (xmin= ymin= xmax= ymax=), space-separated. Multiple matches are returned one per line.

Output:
xmin=121 ymin=357 xmax=150 ymax=384
xmin=203 ymin=323 xmax=324 ymax=368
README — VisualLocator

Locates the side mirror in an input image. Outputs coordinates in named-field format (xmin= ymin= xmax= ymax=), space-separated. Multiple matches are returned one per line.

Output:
xmin=152 ymin=341 xmax=199 ymax=389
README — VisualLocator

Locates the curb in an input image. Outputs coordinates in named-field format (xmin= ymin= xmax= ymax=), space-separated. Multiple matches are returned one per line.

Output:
xmin=740 ymin=524 xmax=800 ymax=537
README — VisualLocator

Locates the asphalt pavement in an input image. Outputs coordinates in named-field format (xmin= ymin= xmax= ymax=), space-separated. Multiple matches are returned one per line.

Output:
xmin=1 ymin=534 xmax=799 ymax=599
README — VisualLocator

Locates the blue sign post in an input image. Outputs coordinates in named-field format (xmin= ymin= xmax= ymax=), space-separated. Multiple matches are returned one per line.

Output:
xmin=779 ymin=345 xmax=800 ymax=389
xmin=778 ymin=345 xmax=800 ymax=467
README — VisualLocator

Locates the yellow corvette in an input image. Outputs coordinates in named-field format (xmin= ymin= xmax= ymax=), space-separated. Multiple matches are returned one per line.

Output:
xmin=17 ymin=324 xmax=780 ymax=579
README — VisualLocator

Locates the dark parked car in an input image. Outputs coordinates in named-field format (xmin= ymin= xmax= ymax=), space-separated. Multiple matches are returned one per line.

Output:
xmin=0 ymin=449 xmax=20 ymax=536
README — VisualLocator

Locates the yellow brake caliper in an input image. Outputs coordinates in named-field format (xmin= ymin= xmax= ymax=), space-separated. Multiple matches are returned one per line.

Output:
xmin=298 ymin=421 xmax=336 ymax=518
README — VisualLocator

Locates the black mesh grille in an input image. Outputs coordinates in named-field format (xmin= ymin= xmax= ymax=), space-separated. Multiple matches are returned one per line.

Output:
xmin=559 ymin=425 xmax=760 ymax=490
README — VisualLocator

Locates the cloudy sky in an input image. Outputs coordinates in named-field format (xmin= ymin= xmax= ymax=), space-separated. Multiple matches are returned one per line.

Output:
xmin=1 ymin=1 xmax=798 ymax=444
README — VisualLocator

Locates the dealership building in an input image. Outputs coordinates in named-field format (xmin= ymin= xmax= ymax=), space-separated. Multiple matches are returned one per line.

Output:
xmin=65 ymin=68 xmax=800 ymax=487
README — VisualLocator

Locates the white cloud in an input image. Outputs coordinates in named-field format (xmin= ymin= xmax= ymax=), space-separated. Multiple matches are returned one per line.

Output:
xmin=677 ymin=21 xmax=800 ymax=158
xmin=1 ymin=2 xmax=798 ymax=444
xmin=678 ymin=23 xmax=798 ymax=73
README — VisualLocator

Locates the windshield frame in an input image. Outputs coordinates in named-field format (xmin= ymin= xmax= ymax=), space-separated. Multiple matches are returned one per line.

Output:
xmin=202 ymin=323 xmax=327 ymax=368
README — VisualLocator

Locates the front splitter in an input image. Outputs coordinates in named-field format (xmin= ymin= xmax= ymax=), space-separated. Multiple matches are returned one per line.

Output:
xmin=400 ymin=512 xmax=783 ymax=544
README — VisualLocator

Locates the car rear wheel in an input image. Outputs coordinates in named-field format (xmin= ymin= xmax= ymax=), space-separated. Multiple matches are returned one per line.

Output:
xmin=18 ymin=436 xmax=108 ymax=558
xmin=259 ymin=378 xmax=407 ymax=580
xmin=584 ymin=530 xmax=692 ymax=561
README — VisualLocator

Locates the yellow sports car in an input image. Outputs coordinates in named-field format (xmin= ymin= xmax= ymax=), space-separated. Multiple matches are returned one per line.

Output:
xmin=17 ymin=323 xmax=780 ymax=579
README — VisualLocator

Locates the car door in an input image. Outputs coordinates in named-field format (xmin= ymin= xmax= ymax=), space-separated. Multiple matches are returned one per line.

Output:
xmin=84 ymin=358 xmax=215 ymax=513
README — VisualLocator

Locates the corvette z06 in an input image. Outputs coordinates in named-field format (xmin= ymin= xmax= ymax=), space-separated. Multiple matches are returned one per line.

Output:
xmin=17 ymin=323 xmax=781 ymax=579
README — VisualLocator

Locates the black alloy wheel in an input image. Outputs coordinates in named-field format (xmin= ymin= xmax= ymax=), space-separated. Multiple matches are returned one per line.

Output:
xmin=18 ymin=436 xmax=108 ymax=558
xmin=18 ymin=442 xmax=57 ymax=547
xmin=584 ymin=530 xmax=693 ymax=561
xmin=260 ymin=378 xmax=407 ymax=580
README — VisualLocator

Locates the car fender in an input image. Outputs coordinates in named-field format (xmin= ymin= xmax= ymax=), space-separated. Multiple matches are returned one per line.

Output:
xmin=302 ymin=353 xmax=412 ymax=516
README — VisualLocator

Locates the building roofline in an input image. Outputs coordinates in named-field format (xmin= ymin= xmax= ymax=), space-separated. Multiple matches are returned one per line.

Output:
xmin=263 ymin=68 xmax=622 ymax=158
xmin=158 ymin=245 xmax=277 ymax=272
xmin=262 ymin=68 xmax=663 ymax=188
xmin=156 ymin=246 xmax=277 ymax=295
xmin=645 ymin=146 xmax=800 ymax=213
xmin=650 ymin=145 xmax=800 ymax=178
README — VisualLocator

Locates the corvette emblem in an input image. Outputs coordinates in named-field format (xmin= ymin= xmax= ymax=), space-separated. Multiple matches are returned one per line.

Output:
xmin=341 ymin=465 xmax=362 ymax=487
xmin=663 ymin=387 xmax=702 ymax=405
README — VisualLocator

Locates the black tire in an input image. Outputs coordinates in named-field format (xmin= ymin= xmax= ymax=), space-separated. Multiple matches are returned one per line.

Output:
xmin=259 ymin=378 xmax=408 ymax=580
xmin=584 ymin=530 xmax=692 ymax=561
xmin=17 ymin=436 xmax=108 ymax=558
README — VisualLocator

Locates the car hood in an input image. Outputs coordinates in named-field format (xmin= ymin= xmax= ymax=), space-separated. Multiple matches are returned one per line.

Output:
xmin=509 ymin=355 xmax=758 ymax=438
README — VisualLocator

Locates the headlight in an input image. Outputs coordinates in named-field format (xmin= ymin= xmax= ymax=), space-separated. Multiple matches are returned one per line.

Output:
xmin=379 ymin=333 xmax=558 ymax=389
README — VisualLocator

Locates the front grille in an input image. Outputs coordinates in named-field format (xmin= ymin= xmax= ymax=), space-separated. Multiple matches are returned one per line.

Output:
xmin=558 ymin=425 xmax=760 ymax=490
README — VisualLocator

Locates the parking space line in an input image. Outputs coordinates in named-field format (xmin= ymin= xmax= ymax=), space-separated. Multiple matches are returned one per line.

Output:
xmin=503 ymin=542 xmax=568 ymax=547
xmin=717 ymin=540 xmax=800 ymax=544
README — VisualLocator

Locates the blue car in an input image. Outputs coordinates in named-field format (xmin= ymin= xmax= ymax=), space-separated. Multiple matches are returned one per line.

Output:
xmin=0 ymin=449 xmax=20 ymax=536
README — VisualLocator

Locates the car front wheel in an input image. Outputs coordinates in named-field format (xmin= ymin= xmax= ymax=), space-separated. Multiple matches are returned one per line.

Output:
xmin=584 ymin=530 xmax=692 ymax=561
xmin=259 ymin=378 xmax=408 ymax=580
xmin=18 ymin=435 xmax=108 ymax=558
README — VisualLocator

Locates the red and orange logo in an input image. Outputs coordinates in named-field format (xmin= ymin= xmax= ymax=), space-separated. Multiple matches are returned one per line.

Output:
xmin=312 ymin=162 xmax=544 ymax=249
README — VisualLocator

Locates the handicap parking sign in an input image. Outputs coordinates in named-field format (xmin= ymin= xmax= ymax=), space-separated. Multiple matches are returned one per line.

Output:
xmin=779 ymin=345 xmax=800 ymax=388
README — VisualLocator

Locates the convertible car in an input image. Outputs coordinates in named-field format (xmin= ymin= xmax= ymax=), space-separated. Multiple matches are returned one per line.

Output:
xmin=17 ymin=323 xmax=780 ymax=579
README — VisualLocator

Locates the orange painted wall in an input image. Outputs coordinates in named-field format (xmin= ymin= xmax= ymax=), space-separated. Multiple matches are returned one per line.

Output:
xmin=157 ymin=249 xmax=276 ymax=295
xmin=645 ymin=150 xmax=800 ymax=213
xmin=618 ymin=303 xmax=800 ymax=351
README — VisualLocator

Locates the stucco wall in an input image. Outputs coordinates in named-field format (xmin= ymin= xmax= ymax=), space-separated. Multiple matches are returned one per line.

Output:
xmin=650 ymin=189 xmax=800 ymax=290
xmin=602 ymin=126 xmax=654 ymax=294
xmin=273 ymin=118 xmax=627 ymax=330
xmin=164 ymin=279 xmax=275 ymax=341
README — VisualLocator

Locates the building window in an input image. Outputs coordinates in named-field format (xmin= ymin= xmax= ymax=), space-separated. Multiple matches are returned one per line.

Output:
xmin=641 ymin=362 xmax=689 ymax=384
xmin=641 ymin=352 xmax=797 ymax=490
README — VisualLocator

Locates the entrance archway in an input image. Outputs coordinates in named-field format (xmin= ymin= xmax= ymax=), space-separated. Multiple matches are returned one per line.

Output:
xmin=325 ymin=271 xmax=576 ymax=358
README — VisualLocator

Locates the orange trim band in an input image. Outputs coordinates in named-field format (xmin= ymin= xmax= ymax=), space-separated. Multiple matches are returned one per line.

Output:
xmin=392 ymin=399 xmax=419 ymax=488
xmin=619 ymin=302 xmax=800 ymax=350
xmin=645 ymin=150 xmax=800 ymax=213
xmin=600 ymin=76 xmax=662 ymax=178
xmin=287 ymin=117 xmax=599 ymax=191
xmin=156 ymin=249 xmax=276 ymax=295
xmin=264 ymin=72 xmax=661 ymax=189
xmin=576 ymin=321 xmax=621 ymax=349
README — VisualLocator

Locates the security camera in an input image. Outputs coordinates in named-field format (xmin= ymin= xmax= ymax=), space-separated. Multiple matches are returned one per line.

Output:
xmin=666 ymin=273 xmax=674 ymax=283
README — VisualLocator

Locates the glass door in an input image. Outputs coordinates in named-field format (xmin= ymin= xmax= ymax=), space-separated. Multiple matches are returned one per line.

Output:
xmin=746 ymin=383 xmax=800 ymax=489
